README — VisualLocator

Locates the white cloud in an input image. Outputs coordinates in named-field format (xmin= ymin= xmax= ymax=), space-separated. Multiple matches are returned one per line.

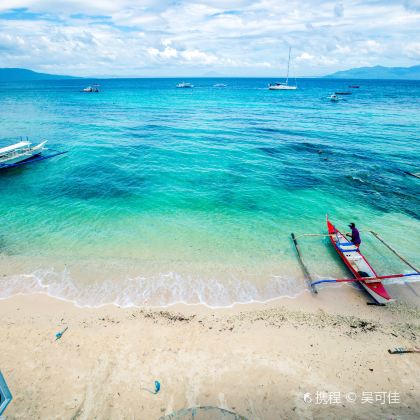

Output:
xmin=0 ymin=1 xmax=419 ymax=76
xmin=296 ymin=52 xmax=315 ymax=62
xmin=181 ymin=49 xmax=218 ymax=65
xmin=147 ymin=46 xmax=178 ymax=59
xmin=403 ymin=42 xmax=420 ymax=59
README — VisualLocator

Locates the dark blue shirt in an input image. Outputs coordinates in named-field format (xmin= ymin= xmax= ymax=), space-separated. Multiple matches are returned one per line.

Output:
xmin=351 ymin=227 xmax=361 ymax=245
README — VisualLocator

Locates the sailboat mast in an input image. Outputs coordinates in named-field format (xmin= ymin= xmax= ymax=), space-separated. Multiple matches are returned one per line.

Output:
xmin=285 ymin=47 xmax=291 ymax=85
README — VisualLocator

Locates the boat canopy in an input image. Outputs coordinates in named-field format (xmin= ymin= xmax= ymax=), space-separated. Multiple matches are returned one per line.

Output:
xmin=0 ymin=141 xmax=30 ymax=155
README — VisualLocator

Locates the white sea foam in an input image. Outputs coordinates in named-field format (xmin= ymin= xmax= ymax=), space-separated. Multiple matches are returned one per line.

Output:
xmin=0 ymin=265 xmax=306 ymax=308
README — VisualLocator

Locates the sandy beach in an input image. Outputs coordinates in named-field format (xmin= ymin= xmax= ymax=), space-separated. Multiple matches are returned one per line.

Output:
xmin=1 ymin=1 xmax=420 ymax=419
xmin=1 ymin=283 xmax=419 ymax=419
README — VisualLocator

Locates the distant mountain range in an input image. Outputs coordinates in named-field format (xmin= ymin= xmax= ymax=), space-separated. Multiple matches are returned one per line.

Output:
xmin=325 ymin=65 xmax=420 ymax=80
xmin=0 ymin=68 xmax=80 ymax=81
xmin=1 ymin=65 xmax=420 ymax=81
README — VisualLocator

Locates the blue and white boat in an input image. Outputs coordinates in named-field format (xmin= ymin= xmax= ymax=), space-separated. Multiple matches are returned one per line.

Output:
xmin=0 ymin=139 xmax=68 ymax=170
xmin=0 ymin=140 xmax=47 ymax=167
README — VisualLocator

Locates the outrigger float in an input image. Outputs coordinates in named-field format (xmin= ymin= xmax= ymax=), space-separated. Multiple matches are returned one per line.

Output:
xmin=291 ymin=216 xmax=419 ymax=304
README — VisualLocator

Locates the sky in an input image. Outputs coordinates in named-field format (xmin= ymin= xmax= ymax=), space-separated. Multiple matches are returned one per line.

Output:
xmin=0 ymin=1 xmax=419 ymax=77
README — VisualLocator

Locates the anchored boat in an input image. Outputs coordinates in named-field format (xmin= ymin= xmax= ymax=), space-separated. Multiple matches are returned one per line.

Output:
xmin=0 ymin=140 xmax=46 ymax=166
xmin=329 ymin=94 xmax=341 ymax=102
xmin=268 ymin=47 xmax=298 ymax=90
xmin=176 ymin=82 xmax=194 ymax=88
xmin=0 ymin=139 xmax=67 ymax=170
xmin=82 ymin=84 xmax=100 ymax=92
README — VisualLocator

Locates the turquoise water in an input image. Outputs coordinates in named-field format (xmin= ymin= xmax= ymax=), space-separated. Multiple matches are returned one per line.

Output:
xmin=0 ymin=78 xmax=419 ymax=306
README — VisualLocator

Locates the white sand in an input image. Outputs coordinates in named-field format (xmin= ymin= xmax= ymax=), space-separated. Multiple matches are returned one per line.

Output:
xmin=0 ymin=283 xmax=419 ymax=419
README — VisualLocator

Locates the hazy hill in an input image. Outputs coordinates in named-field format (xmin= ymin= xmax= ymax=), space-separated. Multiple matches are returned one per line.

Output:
xmin=325 ymin=65 xmax=420 ymax=80
xmin=0 ymin=68 xmax=80 ymax=81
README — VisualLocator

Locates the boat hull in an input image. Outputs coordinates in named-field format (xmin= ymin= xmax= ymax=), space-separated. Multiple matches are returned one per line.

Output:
xmin=269 ymin=85 xmax=297 ymax=90
xmin=326 ymin=217 xmax=392 ymax=304
xmin=0 ymin=141 xmax=47 ymax=167
xmin=0 ymin=152 xmax=42 ymax=167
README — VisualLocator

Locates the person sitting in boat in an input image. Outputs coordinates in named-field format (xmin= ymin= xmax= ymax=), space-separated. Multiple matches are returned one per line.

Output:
xmin=347 ymin=223 xmax=361 ymax=247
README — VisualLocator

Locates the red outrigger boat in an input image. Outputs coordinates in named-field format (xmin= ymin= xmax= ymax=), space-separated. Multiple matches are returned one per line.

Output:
xmin=291 ymin=217 xmax=418 ymax=304
xmin=326 ymin=216 xmax=392 ymax=304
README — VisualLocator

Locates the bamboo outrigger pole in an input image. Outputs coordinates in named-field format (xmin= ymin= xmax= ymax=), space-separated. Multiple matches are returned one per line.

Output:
xmin=310 ymin=272 xmax=419 ymax=287
xmin=294 ymin=232 xmax=363 ymax=240
xmin=293 ymin=233 xmax=337 ymax=239
xmin=291 ymin=233 xmax=317 ymax=294
xmin=404 ymin=171 xmax=420 ymax=179
xmin=370 ymin=231 xmax=419 ymax=273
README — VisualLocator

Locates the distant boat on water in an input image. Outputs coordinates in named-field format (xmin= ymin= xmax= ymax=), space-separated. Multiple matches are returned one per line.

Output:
xmin=176 ymin=82 xmax=194 ymax=88
xmin=82 ymin=84 xmax=100 ymax=92
xmin=349 ymin=85 xmax=360 ymax=88
xmin=329 ymin=94 xmax=341 ymax=102
xmin=213 ymin=83 xmax=227 ymax=88
xmin=269 ymin=47 xmax=298 ymax=90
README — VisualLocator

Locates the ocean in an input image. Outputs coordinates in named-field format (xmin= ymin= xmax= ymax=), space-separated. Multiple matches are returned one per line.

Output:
xmin=0 ymin=78 xmax=419 ymax=307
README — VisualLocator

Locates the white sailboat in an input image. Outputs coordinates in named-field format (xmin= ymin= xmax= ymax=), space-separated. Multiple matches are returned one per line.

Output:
xmin=269 ymin=47 xmax=298 ymax=90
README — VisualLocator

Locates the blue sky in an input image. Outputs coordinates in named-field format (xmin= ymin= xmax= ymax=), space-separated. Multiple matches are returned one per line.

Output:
xmin=0 ymin=1 xmax=419 ymax=77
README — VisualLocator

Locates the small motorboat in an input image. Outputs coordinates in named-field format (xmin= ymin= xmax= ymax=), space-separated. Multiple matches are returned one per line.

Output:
xmin=349 ymin=85 xmax=360 ymax=88
xmin=213 ymin=83 xmax=227 ymax=88
xmin=329 ymin=94 xmax=341 ymax=102
xmin=82 ymin=84 xmax=100 ymax=92
xmin=176 ymin=82 xmax=194 ymax=88
xmin=335 ymin=92 xmax=352 ymax=95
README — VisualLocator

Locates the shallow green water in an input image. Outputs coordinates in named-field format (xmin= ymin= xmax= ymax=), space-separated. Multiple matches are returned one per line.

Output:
xmin=0 ymin=78 xmax=419 ymax=306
